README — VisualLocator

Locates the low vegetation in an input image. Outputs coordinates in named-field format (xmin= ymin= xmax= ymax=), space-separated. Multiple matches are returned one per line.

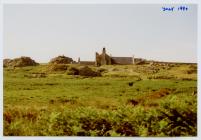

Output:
xmin=3 ymin=62 xmax=197 ymax=136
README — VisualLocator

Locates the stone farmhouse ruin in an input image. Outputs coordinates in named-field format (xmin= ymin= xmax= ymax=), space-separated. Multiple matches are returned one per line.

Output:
xmin=78 ymin=48 xmax=145 ymax=66
xmin=77 ymin=47 xmax=145 ymax=66
xmin=95 ymin=48 xmax=134 ymax=66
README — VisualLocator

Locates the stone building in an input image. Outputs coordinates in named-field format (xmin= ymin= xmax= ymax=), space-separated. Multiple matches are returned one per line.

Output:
xmin=95 ymin=48 xmax=135 ymax=66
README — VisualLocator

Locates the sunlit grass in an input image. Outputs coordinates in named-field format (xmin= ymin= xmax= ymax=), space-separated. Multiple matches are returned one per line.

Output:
xmin=3 ymin=64 xmax=197 ymax=136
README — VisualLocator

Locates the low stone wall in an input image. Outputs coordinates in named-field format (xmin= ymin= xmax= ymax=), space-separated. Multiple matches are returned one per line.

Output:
xmin=79 ymin=61 xmax=95 ymax=65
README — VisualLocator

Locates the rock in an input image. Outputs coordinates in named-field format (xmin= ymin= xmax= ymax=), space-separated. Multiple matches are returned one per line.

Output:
xmin=49 ymin=55 xmax=73 ymax=64
xmin=79 ymin=66 xmax=101 ymax=77
xmin=3 ymin=57 xmax=38 ymax=67
xmin=47 ymin=64 xmax=68 ymax=72
xmin=128 ymin=82 xmax=134 ymax=86
xmin=67 ymin=67 xmax=79 ymax=75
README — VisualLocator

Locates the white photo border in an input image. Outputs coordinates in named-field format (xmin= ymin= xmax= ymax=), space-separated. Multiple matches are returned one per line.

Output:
xmin=0 ymin=0 xmax=200 ymax=140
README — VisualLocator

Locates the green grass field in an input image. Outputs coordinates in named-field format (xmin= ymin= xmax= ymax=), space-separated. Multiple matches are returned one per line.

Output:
xmin=3 ymin=63 xmax=197 ymax=136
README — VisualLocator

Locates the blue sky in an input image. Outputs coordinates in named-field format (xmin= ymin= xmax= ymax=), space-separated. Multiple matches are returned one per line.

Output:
xmin=4 ymin=4 xmax=197 ymax=63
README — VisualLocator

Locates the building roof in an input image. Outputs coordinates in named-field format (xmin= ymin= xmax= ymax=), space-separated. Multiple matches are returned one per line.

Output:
xmin=111 ymin=57 xmax=133 ymax=64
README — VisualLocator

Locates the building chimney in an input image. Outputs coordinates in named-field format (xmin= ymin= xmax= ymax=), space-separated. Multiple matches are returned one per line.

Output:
xmin=102 ymin=47 xmax=106 ymax=54
xmin=132 ymin=55 xmax=135 ymax=64
xmin=78 ymin=57 xmax=80 ymax=64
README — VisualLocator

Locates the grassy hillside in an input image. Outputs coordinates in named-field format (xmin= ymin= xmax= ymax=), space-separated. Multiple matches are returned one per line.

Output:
xmin=3 ymin=63 xmax=197 ymax=136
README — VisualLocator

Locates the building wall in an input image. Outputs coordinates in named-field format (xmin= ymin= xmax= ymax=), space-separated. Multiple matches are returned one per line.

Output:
xmin=95 ymin=52 xmax=102 ymax=66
